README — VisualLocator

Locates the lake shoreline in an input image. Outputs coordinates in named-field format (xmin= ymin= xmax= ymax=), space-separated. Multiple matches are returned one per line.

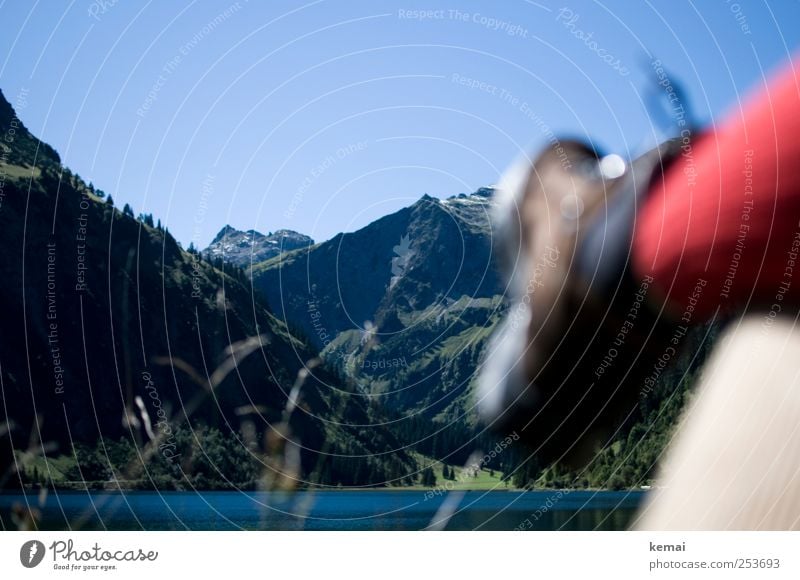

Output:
xmin=2 ymin=484 xmax=649 ymax=494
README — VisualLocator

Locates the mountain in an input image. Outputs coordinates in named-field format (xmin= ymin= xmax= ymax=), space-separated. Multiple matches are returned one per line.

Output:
xmin=203 ymin=225 xmax=313 ymax=267
xmin=0 ymin=89 xmax=415 ymax=490
xmin=249 ymin=188 xmax=507 ymax=464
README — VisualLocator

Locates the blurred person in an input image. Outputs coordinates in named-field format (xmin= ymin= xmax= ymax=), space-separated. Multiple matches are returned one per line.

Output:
xmin=478 ymin=55 xmax=800 ymax=529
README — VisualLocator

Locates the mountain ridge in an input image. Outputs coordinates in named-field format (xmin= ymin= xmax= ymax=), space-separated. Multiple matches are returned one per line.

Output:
xmin=203 ymin=225 xmax=313 ymax=267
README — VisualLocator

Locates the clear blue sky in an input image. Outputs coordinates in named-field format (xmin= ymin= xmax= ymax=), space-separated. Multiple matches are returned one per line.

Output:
xmin=1 ymin=0 xmax=798 ymax=247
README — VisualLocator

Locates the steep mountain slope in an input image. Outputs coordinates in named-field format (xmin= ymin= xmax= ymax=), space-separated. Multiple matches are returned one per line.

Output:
xmin=204 ymin=225 xmax=313 ymax=267
xmin=249 ymin=189 xmax=507 ymax=463
xmin=0 ymin=89 xmax=414 ymax=489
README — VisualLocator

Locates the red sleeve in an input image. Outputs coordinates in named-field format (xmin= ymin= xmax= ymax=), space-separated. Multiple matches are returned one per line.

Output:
xmin=633 ymin=56 xmax=800 ymax=322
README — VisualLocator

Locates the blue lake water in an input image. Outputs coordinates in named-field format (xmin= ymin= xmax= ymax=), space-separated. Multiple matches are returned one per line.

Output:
xmin=0 ymin=490 xmax=645 ymax=531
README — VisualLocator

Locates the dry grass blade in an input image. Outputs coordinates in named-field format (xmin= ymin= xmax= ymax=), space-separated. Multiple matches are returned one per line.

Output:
xmin=427 ymin=451 xmax=485 ymax=531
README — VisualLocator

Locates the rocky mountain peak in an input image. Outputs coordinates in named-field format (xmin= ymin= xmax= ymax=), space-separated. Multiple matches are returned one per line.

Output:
xmin=204 ymin=225 xmax=313 ymax=267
